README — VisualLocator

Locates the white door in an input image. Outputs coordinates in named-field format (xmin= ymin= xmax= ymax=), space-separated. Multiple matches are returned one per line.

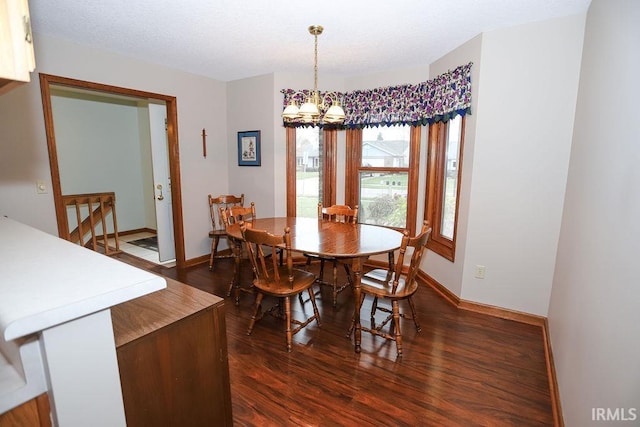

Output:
xmin=148 ymin=103 xmax=175 ymax=262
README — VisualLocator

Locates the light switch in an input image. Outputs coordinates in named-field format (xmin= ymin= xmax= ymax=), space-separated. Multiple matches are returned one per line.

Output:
xmin=36 ymin=180 xmax=47 ymax=194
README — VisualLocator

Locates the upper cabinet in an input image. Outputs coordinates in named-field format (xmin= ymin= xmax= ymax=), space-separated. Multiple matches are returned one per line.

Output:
xmin=0 ymin=0 xmax=35 ymax=95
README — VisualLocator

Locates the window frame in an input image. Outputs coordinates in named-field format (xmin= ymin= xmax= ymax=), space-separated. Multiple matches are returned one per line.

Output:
xmin=424 ymin=116 xmax=466 ymax=261
xmin=286 ymin=127 xmax=337 ymax=217
xmin=345 ymin=126 xmax=420 ymax=235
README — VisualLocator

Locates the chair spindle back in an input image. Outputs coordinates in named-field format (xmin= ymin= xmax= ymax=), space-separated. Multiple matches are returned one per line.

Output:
xmin=391 ymin=221 xmax=431 ymax=293
xmin=209 ymin=194 xmax=244 ymax=231
xmin=318 ymin=203 xmax=358 ymax=224
xmin=220 ymin=202 xmax=256 ymax=227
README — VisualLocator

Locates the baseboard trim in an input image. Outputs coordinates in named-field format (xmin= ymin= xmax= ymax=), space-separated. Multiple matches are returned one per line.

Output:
xmin=458 ymin=300 xmax=546 ymax=327
xmin=542 ymin=318 xmax=564 ymax=427
xmin=184 ymin=254 xmax=209 ymax=268
xmin=417 ymin=270 xmax=461 ymax=307
xmin=417 ymin=269 xmax=562 ymax=426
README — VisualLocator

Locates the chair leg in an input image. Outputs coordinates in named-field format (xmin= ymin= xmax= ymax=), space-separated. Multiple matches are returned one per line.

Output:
xmin=347 ymin=293 xmax=366 ymax=337
xmin=370 ymin=297 xmax=379 ymax=328
xmin=227 ymin=241 xmax=237 ymax=298
xmin=318 ymin=259 xmax=326 ymax=283
xmin=343 ymin=263 xmax=353 ymax=285
xmin=284 ymin=296 xmax=292 ymax=352
xmin=209 ymin=235 xmax=220 ymax=270
xmin=247 ymin=292 xmax=264 ymax=336
xmin=307 ymin=287 xmax=321 ymax=328
xmin=299 ymin=257 xmax=323 ymax=305
xmin=392 ymin=300 xmax=403 ymax=357
xmin=407 ymin=296 xmax=422 ymax=332
xmin=299 ymin=257 xmax=313 ymax=304
xmin=227 ymin=241 xmax=243 ymax=304
xmin=331 ymin=260 xmax=339 ymax=307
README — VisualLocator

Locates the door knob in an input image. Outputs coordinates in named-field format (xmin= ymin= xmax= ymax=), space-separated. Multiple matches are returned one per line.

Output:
xmin=156 ymin=184 xmax=164 ymax=201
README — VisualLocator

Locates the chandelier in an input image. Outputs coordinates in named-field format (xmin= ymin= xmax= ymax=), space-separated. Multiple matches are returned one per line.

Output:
xmin=281 ymin=25 xmax=346 ymax=125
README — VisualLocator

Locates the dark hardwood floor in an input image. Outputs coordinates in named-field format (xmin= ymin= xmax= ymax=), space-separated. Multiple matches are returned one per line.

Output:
xmin=132 ymin=254 xmax=553 ymax=426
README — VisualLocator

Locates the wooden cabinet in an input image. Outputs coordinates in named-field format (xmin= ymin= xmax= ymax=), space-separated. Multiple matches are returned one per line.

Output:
xmin=0 ymin=0 xmax=36 ymax=95
xmin=111 ymin=278 xmax=233 ymax=426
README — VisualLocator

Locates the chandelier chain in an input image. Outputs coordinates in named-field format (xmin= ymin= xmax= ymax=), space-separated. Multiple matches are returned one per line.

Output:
xmin=313 ymin=32 xmax=318 ymax=94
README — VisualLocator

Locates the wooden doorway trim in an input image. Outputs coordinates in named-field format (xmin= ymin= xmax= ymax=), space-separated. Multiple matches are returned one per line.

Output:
xmin=38 ymin=73 xmax=186 ymax=268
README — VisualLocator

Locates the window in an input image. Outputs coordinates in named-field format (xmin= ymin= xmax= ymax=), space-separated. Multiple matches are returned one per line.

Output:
xmin=286 ymin=127 xmax=336 ymax=217
xmin=345 ymin=126 xmax=420 ymax=234
xmin=424 ymin=115 xmax=465 ymax=261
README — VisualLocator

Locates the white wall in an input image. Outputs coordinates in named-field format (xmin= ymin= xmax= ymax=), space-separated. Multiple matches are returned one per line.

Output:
xmin=0 ymin=33 xmax=228 ymax=260
xmin=460 ymin=14 xmax=585 ymax=316
xmin=549 ymin=0 xmax=640 ymax=424
xmin=51 ymin=92 xmax=151 ymax=233
xmin=226 ymin=73 xmax=276 ymax=216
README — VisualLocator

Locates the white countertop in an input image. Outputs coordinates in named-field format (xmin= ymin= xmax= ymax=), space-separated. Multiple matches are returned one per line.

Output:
xmin=0 ymin=216 xmax=167 ymax=341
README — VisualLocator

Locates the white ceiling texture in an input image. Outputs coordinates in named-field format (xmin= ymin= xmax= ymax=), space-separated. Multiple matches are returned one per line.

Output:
xmin=29 ymin=0 xmax=591 ymax=82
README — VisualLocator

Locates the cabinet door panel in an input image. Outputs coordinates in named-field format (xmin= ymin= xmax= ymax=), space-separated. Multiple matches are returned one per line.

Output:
xmin=117 ymin=306 xmax=232 ymax=426
xmin=0 ymin=0 xmax=35 ymax=94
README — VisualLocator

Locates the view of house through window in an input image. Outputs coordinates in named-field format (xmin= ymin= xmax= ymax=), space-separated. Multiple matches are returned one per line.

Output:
xmin=295 ymin=127 xmax=322 ymax=218
xmin=359 ymin=126 xmax=411 ymax=228
xmin=442 ymin=115 xmax=462 ymax=239
xmin=424 ymin=115 xmax=465 ymax=261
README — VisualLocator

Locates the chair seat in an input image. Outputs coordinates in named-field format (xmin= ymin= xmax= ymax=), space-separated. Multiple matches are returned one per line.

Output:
xmin=254 ymin=268 xmax=316 ymax=296
xmin=209 ymin=229 xmax=227 ymax=237
xmin=361 ymin=268 xmax=419 ymax=299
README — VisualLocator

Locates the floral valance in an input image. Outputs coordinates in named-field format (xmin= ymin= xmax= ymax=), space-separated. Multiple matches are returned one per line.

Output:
xmin=282 ymin=62 xmax=472 ymax=129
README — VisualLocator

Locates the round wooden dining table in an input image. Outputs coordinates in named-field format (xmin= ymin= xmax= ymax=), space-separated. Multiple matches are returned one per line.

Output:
xmin=226 ymin=217 xmax=404 ymax=353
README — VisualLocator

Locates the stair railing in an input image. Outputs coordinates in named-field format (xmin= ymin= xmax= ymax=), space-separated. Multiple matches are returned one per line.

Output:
xmin=61 ymin=192 xmax=120 ymax=255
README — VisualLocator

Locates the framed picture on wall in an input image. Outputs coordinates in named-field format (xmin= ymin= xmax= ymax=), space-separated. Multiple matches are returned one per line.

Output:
xmin=237 ymin=130 xmax=261 ymax=166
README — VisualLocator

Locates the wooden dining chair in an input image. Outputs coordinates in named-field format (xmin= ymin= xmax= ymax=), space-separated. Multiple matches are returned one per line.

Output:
xmin=304 ymin=203 xmax=358 ymax=307
xmin=219 ymin=202 xmax=256 ymax=302
xmin=208 ymin=194 xmax=244 ymax=271
xmin=241 ymin=221 xmax=321 ymax=352
xmin=349 ymin=221 xmax=431 ymax=357
xmin=219 ymin=201 xmax=255 ymax=226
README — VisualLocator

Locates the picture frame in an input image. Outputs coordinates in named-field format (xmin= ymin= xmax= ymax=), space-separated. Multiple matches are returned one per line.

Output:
xmin=237 ymin=130 xmax=261 ymax=166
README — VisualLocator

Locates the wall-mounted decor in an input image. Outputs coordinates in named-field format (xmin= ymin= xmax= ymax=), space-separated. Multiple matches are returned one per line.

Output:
xmin=237 ymin=130 xmax=261 ymax=166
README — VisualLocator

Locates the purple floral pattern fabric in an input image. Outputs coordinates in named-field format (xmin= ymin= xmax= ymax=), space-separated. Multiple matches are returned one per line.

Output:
xmin=282 ymin=62 xmax=472 ymax=128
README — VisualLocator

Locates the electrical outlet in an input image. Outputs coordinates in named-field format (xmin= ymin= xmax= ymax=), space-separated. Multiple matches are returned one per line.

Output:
xmin=474 ymin=265 xmax=486 ymax=279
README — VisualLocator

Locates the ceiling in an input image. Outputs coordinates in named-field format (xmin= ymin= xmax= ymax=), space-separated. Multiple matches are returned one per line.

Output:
xmin=29 ymin=0 xmax=591 ymax=83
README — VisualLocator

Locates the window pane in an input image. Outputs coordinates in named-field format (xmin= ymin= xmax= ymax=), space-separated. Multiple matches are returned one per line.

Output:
xmin=362 ymin=126 xmax=410 ymax=168
xmin=441 ymin=116 xmax=461 ymax=239
xmin=359 ymin=171 xmax=408 ymax=228
xmin=296 ymin=127 xmax=322 ymax=218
